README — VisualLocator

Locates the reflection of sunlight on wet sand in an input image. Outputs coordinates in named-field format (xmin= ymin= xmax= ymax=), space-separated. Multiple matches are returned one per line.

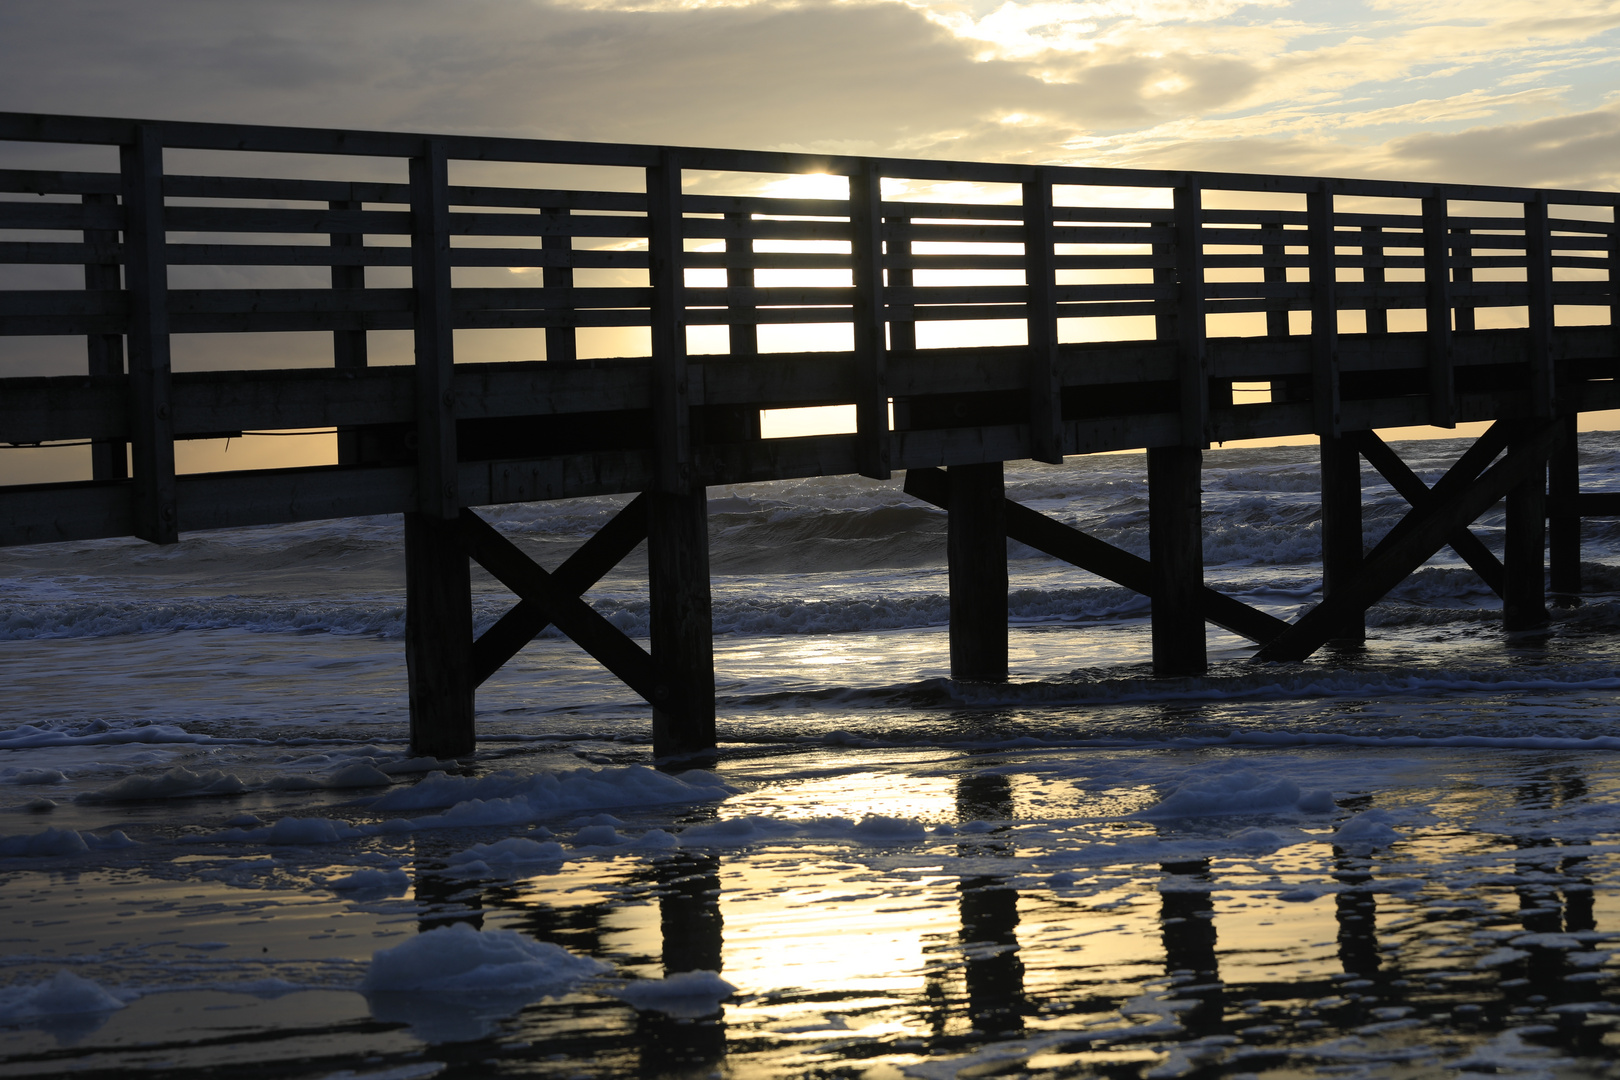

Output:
xmin=724 ymin=763 xmax=959 ymax=823
xmin=722 ymin=858 xmax=959 ymax=997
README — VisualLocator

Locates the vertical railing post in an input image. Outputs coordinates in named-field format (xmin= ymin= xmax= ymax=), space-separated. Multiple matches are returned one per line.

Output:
xmin=82 ymin=191 xmax=126 ymax=481
xmin=118 ymin=124 xmax=177 ymax=544
xmin=404 ymin=139 xmax=473 ymax=757
xmin=1525 ymin=194 xmax=1555 ymax=418
xmin=329 ymin=197 xmax=369 ymax=466
xmin=1422 ymin=194 xmax=1457 ymax=426
xmin=647 ymin=151 xmax=691 ymax=492
xmin=723 ymin=210 xmax=758 ymax=358
xmin=1306 ymin=183 xmax=1340 ymax=437
xmin=1023 ymin=168 xmax=1062 ymax=464
xmin=1363 ymin=224 xmax=1388 ymax=335
xmin=849 ymin=161 xmax=890 ymax=479
xmin=1610 ymin=206 xmax=1620 ymax=380
xmin=1262 ymin=225 xmax=1288 ymax=339
xmin=1172 ymin=182 xmax=1208 ymax=448
xmin=544 ymin=206 xmax=577 ymax=362
xmin=888 ymin=216 xmax=916 ymax=354
xmin=1452 ymin=226 xmax=1475 ymax=333
xmin=409 ymin=140 xmax=457 ymax=517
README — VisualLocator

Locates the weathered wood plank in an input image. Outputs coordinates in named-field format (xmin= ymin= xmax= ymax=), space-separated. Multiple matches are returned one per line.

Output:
xmin=1307 ymin=185 xmax=1340 ymax=437
xmin=1023 ymin=170 xmax=1062 ymax=464
xmin=82 ymin=192 xmax=126 ymax=482
xmin=1172 ymin=184 xmax=1208 ymax=448
xmin=1524 ymin=195 xmax=1555 ymax=418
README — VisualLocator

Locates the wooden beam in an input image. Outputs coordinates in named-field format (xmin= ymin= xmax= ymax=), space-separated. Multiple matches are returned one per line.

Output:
xmin=1503 ymin=420 xmax=1550 ymax=630
xmin=1023 ymin=169 xmax=1062 ymax=463
xmin=409 ymin=139 xmax=458 ymax=518
xmin=1148 ymin=444 xmax=1206 ymax=674
xmin=1319 ymin=436 xmax=1364 ymax=642
xmin=470 ymin=493 xmax=649 ymax=685
xmin=888 ymin=216 xmax=917 ymax=354
xmin=850 ymin=162 xmax=890 ymax=479
xmin=647 ymin=151 xmax=691 ymax=493
xmin=1348 ymin=429 xmax=1505 ymax=597
xmin=647 ymin=487 xmax=716 ymax=757
xmin=902 ymin=466 xmax=1286 ymax=645
xmin=82 ymin=192 xmax=125 ymax=481
xmin=1423 ymin=197 xmax=1456 ymax=426
xmin=119 ymin=124 xmax=177 ymax=543
xmin=1256 ymin=420 xmax=1563 ymax=661
xmin=458 ymin=507 xmax=658 ymax=703
xmin=946 ymin=463 xmax=1009 ymax=681
xmin=1548 ymin=415 xmax=1581 ymax=597
xmin=405 ymin=511 xmax=475 ymax=758
xmin=1307 ymin=185 xmax=1340 ymax=436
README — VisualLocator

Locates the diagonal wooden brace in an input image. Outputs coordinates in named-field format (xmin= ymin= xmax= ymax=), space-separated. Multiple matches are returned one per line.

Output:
xmin=458 ymin=506 xmax=659 ymax=705
xmin=470 ymin=494 xmax=649 ymax=685
xmin=1255 ymin=419 xmax=1563 ymax=662
xmin=1349 ymin=430 xmax=1505 ymax=597
xmin=903 ymin=467 xmax=1287 ymax=646
xmin=1356 ymin=419 xmax=1511 ymax=568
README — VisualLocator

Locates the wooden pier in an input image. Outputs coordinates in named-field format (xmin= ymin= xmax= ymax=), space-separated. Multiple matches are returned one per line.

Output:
xmin=2 ymin=112 xmax=1618 ymax=758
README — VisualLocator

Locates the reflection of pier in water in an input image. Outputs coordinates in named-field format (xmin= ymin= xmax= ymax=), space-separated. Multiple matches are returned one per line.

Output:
xmin=384 ymin=765 xmax=1615 ymax=1073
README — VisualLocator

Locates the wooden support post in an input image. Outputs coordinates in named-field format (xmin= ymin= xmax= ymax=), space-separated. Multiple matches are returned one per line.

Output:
xmin=1320 ymin=436 xmax=1364 ymax=643
xmin=1422 ymin=194 xmax=1456 ymax=427
xmin=849 ymin=162 xmax=890 ymax=479
xmin=1023 ymin=169 xmax=1062 ymax=464
xmin=329 ymin=198 xmax=369 ymax=466
xmin=405 ymin=512 xmax=474 ymax=758
xmin=1503 ymin=421 xmax=1550 ymax=631
xmin=648 ymin=487 xmax=715 ymax=758
xmin=119 ymin=124 xmax=177 ymax=543
xmin=1307 ymin=184 xmax=1340 ymax=437
xmin=1548 ymin=415 xmax=1581 ymax=598
xmin=647 ymin=151 xmax=692 ymax=493
xmin=903 ymin=467 xmax=1287 ymax=646
xmin=1525 ymin=195 xmax=1555 ymax=418
xmin=1363 ymin=224 xmax=1388 ymax=335
xmin=82 ymin=191 xmax=126 ymax=481
xmin=1149 ymin=444 xmax=1206 ymax=675
xmin=544 ymin=207 xmax=577 ymax=362
xmin=946 ymin=463 xmax=1008 ymax=682
xmin=1610 ymin=208 xmax=1620 ymax=380
xmin=1172 ymin=183 xmax=1208 ymax=448
xmin=409 ymin=140 xmax=457 ymax=518
xmin=889 ymin=216 xmax=916 ymax=354
xmin=724 ymin=210 xmax=757 ymax=358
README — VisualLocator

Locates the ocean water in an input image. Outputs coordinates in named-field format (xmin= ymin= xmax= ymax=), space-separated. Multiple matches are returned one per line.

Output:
xmin=5 ymin=435 xmax=1620 ymax=1078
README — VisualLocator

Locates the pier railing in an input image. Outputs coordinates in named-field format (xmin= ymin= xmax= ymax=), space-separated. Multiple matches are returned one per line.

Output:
xmin=2 ymin=112 xmax=1618 ymax=548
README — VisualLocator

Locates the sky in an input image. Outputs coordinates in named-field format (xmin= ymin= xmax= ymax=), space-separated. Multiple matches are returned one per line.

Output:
xmin=1 ymin=0 xmax=1618 ymax=189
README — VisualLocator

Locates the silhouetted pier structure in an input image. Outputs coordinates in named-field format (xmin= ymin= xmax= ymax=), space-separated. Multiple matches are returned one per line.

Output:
xmin=3 ymin=112 xmax=1619 ymax=757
